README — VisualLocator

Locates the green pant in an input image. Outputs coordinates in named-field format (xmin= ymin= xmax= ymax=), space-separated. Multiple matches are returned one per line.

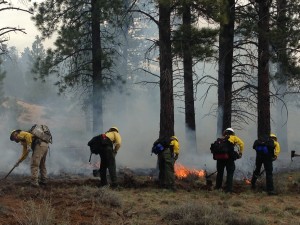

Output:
xmin=158 ymin=148 xmax=175 ymax=188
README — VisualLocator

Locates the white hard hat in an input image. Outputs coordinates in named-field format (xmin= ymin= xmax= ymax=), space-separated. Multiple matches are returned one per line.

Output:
xmin=225 ymin=128 xmax=235 ymax=133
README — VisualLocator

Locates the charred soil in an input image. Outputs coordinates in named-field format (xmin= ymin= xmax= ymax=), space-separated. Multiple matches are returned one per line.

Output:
xmin=0 ymin=170 xmax=299 ymax=225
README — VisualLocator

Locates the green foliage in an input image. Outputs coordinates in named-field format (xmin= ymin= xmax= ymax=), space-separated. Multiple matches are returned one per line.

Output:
xmin=172 ymin=26 xmax=218 ymax=61
xmin=32 ymin=0 xmax=125 ymax=94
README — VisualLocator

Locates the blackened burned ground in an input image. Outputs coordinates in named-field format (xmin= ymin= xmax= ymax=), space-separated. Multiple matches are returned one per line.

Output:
xmin=0 ymin=171 xmax=299 ymax=225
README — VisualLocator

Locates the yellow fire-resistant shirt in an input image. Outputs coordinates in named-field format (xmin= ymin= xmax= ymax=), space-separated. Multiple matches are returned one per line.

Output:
xmin=274 ymin=140 xmax=281 ymax=157
xmin=16 ymin=131 xmax=33 ymax=162
xmin=105 ymin=131 xmax=122 ymax=152
xmin=170 ymin=139 xmax=180 ymax=155
xmin=227 ymin=135 xmax=244 ymax=154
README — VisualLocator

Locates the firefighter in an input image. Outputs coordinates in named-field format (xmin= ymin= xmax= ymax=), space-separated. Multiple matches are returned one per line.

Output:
xmin=158 ymin=136 xmax=180 ymax=191
xmin=251 ymin=133 xmax=281 ymax=195
xmin=215 ymin=128 xmax=244 ymax=193
xmin=99 ymin=126 xmax=122 ymax=188
xmin=10 ymin=129 xmax=49 ymax=187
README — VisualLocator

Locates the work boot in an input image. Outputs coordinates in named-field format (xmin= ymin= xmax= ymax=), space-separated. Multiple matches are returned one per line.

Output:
xmin=30 ymin=182 xmax=39 ymax=188
xmin=267 ymin=191 xmax=278 ymax=196
xmin=39 ymin=180 xmax=47 ymax=186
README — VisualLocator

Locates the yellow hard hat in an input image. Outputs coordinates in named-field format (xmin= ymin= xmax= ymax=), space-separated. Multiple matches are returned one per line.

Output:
xmin=110 ymin=127 xmax=119 ymax=133
xmin=10 ymin=129 xmax=21 ymax=141
xmin=270 ymin=133 xmax=277 ymax=139
xmin=10 ymin=130 xmax=16 ymax=141
xmin=171 ymin=136 xmax=178 ymax=141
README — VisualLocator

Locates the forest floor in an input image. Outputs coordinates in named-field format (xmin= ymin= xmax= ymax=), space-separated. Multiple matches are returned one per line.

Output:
xmin=0 ymin=169 xmax=299 ymax=225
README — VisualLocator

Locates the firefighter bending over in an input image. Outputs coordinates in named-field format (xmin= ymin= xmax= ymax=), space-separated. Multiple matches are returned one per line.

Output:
xmin=10 ymin=129 xmax=49 ymax=187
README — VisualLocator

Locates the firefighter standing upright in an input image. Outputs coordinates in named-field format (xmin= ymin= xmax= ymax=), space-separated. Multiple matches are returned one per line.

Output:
xmin=251 ymin=133 xmax=281 ymax=195
xmin=157 ymin=136 xmax=180 ymax=191
xmin=213 ymin=128 xmax=244 ymax=193
xmin=10 ymin=129 xmax=49 ymax=187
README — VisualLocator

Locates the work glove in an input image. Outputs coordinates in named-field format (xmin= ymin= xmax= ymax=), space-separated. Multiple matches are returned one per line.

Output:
xmin=174 ymin=154 xmax=179 ymax=161
xmin=272 ymin=156 xmax=277 ymax=161
xmin=238 ymin=152 xmax=242 ymax=159
xmin=113 ymin=150 xmax=117 ymax=156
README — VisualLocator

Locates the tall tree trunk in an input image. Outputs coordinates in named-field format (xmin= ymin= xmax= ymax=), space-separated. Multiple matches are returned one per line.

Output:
xmin=217 ymin=0 xmax=235 ymax=136
xmin=91 ymin=0 xmax=103 ymax=134
xmin=159 ymin=0 xmax=174 ymax=138
xmin=257 ymin=0 xmax=271 ymax=138
xmin=275 ymin=0 xmax=288 ymax=151
xmin=182 ymin=3 xmax=197 ymax=152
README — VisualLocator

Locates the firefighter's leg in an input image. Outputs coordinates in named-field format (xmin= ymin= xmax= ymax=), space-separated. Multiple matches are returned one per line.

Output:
xmin=264 ymin=159 xmax=274 ymax=193
xmin=107 ymin=149 xmax=117 ymax=186
xmin=251 ymin=155 xmax=263 ymax=189
xmin=99 ymin=150 xmax=108 ymax=186
xmin=225 ymin=160 xmax=235 ymax=192
xmin=158 ymin=153 xmax=166 ymax=187
xmin=31 ymin=145 xmax=45 ymax=186
xmin=215 ymin=160 xmax=225 ymax=189
xmin=163 ymin=149 xmax=175 ymax=189
xmin=38 ymin=142 xmax=48 ymax=184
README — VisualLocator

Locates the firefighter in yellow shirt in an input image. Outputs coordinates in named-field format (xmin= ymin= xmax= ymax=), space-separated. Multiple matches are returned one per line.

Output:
xmin=10 ymin=129 xmax=49 ymax=187
xmin=157 ymin=136 xmax=180 ymax=191
xmin=101 ymin=127 xmax=122 ymax=188
xmin=251 ymin=133 xmax=281 ymax=195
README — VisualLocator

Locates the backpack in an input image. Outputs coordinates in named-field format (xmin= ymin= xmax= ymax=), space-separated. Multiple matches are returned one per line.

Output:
xmin=87 ymin=134 xmax=112 ymax=155
xmin=253 ymin=137 xmax=275 ymax=155
xmin=28 ymin=124 xmax=52 ymax=144
xmin=151 ymin=137 xmax=171 ymax=155
xmin=210 ymin=137 xmax=234 ymax=160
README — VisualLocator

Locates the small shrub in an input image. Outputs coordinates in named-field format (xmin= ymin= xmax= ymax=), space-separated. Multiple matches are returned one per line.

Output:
xmin=77 ymin=186 xmax=123 ymax=208
xmin=13 ymin=199 xmax=55 ymax=225
xmin=163 ymin=202 xmax=266 ymax=225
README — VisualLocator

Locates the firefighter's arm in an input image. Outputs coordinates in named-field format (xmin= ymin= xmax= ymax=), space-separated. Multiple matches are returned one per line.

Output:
xmin=113 ymin=133 xmax=122 ymax=152
xmin=16 ymin=132 xmax=32 ymax=165
xmin=274 ymin=141 xmax=281 ymax=157
xmin=230 ymin=136 xmax=244 ymax=154
xmin=170 ymin=140 xmax=180 ymax=160
xmin=18 ymin=146 xmax=30 ymax=163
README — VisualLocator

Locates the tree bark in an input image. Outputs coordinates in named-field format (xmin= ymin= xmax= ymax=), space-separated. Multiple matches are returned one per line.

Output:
xmin=182 ymin=3 xmax=197 ymax=152
xmin=159 ymin=0 xmax=174 ymax=138
xmin=257 ymin=0 xmax=271 ymax=138
xmin=91 ymin=0 xmax=103 ymax=134
xmin=217 ymin=0 xmax=235 ymax=136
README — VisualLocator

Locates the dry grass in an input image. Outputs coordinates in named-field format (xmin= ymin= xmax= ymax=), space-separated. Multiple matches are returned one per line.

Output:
xmin=13 ymin=199 xmax=55 ymax=225
xmin=0 ymin=171 xmax=299 ymax=225
xmin=163 ymin=202 xmax=266 ymax=225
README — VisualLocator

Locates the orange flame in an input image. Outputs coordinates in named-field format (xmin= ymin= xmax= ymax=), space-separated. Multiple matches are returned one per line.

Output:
xmin=175 ymin=163 xmax=205 ymax=179
xmin=244 ymin=178 xmax=251 ymax=185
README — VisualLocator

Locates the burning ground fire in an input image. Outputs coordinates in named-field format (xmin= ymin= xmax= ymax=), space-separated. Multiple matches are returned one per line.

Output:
xmin=174 ymin=163 xmax=205 ymax=179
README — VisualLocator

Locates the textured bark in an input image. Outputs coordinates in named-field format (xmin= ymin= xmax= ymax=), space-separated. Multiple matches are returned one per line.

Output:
xmin=159 ymin=0 xmax=174 ymax=138
xmin=91 ymin=0 xmax=103 ymax=133
xmin=257 ymin=0 xmax=271 ymax=138
xmin=182 ymin=3 xmax=197 ymax=151
xmin=275 ymin=0 xmax=288 ymax=151
xmin=217 ymin=0 xmax=235 ymax=136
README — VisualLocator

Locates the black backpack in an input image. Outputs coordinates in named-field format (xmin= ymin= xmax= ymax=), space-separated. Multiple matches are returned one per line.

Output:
xmin=210 ymin=137 xmax=234 ymax=160
xmin=253 ymin=137 xmax=275 ymax=155
xmin=87 ymin=134 xmax=112 ymax=155
xmin=151 ymin=137 xmax=171 ymax=155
